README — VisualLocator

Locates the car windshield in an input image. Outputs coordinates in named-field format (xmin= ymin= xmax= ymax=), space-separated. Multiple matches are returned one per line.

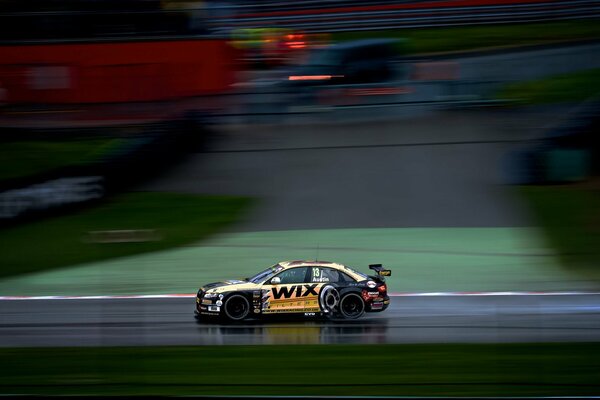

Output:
xmin=248 ymin=264 xmax=284 ymax=283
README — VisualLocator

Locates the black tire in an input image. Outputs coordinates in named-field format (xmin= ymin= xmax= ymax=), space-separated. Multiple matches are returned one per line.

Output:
xmin=338 ymin=293 xmax=365 ymax=320
xmin=223 ymin=294 xmax=250 ymax=321
xmin=319 ymin=285 xmax=340 ymax=317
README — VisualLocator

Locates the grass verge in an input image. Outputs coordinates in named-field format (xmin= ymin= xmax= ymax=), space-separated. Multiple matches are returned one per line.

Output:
xmin=1 ymin=343 xmax=599 ymax=396
xmin=0 ymin=192 xmax=251 ymax=279
xmin=497 ymin=68 xmax=600 ymax=104
xmin=332 ymin=20 xmax=600 ymax=55
xmin=0 ymin=138 xmax=126 ymax=181
xmin=519 ymin=185 xmax=600 ymax=272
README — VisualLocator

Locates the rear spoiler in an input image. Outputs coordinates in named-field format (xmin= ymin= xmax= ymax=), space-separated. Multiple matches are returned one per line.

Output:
xmin=369 ymin=264 xmax=391 ymax=277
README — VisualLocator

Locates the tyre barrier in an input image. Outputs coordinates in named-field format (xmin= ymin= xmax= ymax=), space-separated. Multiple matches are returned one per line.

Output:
xmin=0 ymin=111 xmax=213 ymax=224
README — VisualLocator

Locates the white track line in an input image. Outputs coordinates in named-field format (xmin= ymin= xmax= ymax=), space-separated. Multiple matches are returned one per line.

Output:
xmin=1 ymin=291 xmax=600 ymax=301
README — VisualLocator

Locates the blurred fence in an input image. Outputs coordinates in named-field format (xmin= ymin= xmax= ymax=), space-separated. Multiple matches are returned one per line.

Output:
xmin=211 ymin=0 xmax=600 ymax=33
xmin=209 ymin=0 xmax=436 ymax=14
xmin=212 ymin=78 xmax=506 ymax=125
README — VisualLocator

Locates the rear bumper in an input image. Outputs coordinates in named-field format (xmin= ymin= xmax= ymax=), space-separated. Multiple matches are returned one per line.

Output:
xmin=367 ymin=295 xmax=390 ymax=312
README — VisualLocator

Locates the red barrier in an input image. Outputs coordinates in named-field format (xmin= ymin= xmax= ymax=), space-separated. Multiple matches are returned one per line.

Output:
xmin=0 ymin=39 xmax=238 ymax=104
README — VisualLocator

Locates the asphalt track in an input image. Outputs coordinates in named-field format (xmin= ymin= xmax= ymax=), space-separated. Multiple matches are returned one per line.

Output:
xmin=1 ymin=294 xmax=600 ymax=347
xmin=141 ymin=108 xmax=547 ymax=230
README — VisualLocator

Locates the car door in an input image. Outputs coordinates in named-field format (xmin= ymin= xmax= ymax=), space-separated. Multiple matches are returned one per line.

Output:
xmin=261 ymin=267 xmax=310 ymax=314
xmin=262 ymin=266 xmax=329 ymax=314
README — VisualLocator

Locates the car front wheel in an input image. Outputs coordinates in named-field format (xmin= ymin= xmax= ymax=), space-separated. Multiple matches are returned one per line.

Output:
xmin=223 ymin=294 xmax=250 ymax=321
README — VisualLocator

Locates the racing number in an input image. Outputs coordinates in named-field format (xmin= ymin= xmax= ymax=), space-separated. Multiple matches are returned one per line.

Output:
xmin=313 ymin=268 xmax=320 ymax=280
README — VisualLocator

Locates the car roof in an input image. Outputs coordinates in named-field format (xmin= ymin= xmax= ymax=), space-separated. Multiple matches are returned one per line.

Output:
xmin=277 ymin=260 xmax=367 ymax=280
xmin=279 ymin=260 xmax=343 ymax=268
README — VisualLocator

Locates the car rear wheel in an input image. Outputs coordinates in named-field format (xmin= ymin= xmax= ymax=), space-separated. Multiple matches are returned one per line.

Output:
xmin=223 ymin=294 xmax=250 ymax=321
xmin=339 ymin=293 xmax=365 ymax=319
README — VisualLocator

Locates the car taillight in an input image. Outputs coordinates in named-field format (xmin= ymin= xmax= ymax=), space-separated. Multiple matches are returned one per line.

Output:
xmin=377 ymin=284 xmax=387 ymax=293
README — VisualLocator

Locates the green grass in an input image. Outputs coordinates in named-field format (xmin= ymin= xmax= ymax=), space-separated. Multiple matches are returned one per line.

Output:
xmin=519 ymin=185 xmax=600 ymax=272
xmin=0 ymin=138 xmax=126 ymax=181
xmin=0 ymin=192 xmax=251 ymax=279
xmin=1 ymin=343 xmax=599 ymax=396
xmin=332 ymin=20 xmax=600 ymax=55
xmin=497 ymin=68 xmax=600 ymax=104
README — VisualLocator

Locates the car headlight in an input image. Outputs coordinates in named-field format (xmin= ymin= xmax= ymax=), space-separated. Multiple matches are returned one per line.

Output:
xmin=204 ymin=292 xmax=219 ymax=298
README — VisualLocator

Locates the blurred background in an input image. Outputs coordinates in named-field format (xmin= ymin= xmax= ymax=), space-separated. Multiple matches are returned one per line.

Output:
xmin=1 ymin=0 xmax=600 ymax=397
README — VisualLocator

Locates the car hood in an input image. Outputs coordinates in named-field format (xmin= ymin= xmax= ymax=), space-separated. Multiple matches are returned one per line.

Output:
xmin=201 ymin=280 xmax=260 ymax=294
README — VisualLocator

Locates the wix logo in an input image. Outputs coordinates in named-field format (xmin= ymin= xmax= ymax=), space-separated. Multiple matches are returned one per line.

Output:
xmin=272 ymin=284 xmax=318 ymax=299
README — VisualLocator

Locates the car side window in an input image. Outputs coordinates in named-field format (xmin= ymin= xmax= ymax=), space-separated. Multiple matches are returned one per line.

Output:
xmin=274 ymin=267 xmax=309 ymax=284
xmin=310 ymin=267 xmax=327 ymax=283
xmin=309 ymin=267 xmax=350 ymax=283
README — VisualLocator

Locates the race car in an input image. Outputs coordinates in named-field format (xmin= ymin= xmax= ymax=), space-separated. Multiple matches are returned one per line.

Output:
xmin=194 ymin=260 xmax=391 ymax=321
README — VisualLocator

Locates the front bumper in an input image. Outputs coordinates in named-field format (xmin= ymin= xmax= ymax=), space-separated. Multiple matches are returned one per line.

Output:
xmin=195 ymin=293 xmax=222 ymax=317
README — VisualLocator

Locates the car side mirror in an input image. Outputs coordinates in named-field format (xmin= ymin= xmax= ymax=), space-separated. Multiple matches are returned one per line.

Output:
xmin=271 ymin=277 xmax=281 ymax=285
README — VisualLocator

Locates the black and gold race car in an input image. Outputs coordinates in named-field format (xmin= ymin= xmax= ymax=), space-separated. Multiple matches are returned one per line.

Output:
xmin=195 ymin=260 xmax=391 ymax=321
